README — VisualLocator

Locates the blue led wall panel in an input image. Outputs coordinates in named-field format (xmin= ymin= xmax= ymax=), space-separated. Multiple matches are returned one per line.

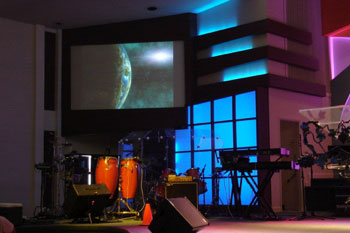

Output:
xmin=175 ymin=128 xmax=191 ymax=152
xmin=236 ymin=120 xmax=257 ymax=148
xmin=194 ymin=124 xmax=212 ymax=150
xmin=175 ymin=90 xmax=258 ymax=207
xmin=219 ymin=178 xmax=233 ymax=205
xmin=236 ymin=91 xmax=256 ymax=119
xmin=214 ymin=96 xmax=232 ymax=122
xmin=199 ymin=180 xmax=212 ymax=205
xmin=214 ymin=122 xmax=233 ymax=149
xmin=240 ymin=177 xmax=257 ymax=205
xmin=194 ymin=151 xmax=212 ymax=177
xmin=175 ymin=152 xmax=191 ymax=174
xmin=193 ymin=101 xmax=211 ymax=124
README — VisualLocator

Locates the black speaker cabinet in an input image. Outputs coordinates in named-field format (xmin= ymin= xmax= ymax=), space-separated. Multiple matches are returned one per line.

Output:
xmin=63 ymin=183 xmax=110 ymax=218
xmin=149 ymin=197 xmax=209 ymax=233
xmin=165 ymin=182 xmax=198 ymax=208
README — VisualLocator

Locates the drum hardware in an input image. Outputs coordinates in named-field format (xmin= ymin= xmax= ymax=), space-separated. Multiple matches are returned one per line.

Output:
xmin=109 ymin=156 xmax=141 ymax=218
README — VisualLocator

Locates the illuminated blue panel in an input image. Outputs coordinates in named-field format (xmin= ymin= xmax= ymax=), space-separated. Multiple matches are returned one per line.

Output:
xmin=199 ymin=179 xmax=212 ymax=205
xmin=175 ymin=152 xmax=191 ymax=175
xmin=214 ymin=96 xmax=232 ymax=122
xmin=175 ymin=128 xmax=191 ymax=152
xmin=193 ymin=101 xmax=211 ymax=124
xmin=222 ymin=59 xmax=268 ymax=81
xmin=187 ymin=106 xmax=191 ymax=125
xmin=194 ymin=151 xmax=212 ymax=177
xmin=249 ymin=155 xmax=258 ymax=176
xmin=236 ymin=120 xmax=257 ymax=148
xmin=219 ymin=178 xmax=233 ymax=205
xmin=194 ymin=124 xmax=212 ymax=151
xmin=214 ymin=122 xmax=233 ymax=149
xmin=240 ymin=177 xmax=257 ymax=205
xmin=194 ymin=0 xmax=230 ymax=13
xmin=236 ymin=91 xmax=256 ymax=119
xmin=211 ymin=36 xmax=253 ymax=57
xmin=198 ymin=22 xmax=237 ymax=36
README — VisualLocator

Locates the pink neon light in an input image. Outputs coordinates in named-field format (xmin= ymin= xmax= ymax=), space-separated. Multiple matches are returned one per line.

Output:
xmin=329 ymin=37 xmax=350 ymax=80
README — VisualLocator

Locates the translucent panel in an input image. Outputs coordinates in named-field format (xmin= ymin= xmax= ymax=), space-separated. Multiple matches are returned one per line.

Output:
xmin=199 ymin=179 xmax=212 ymax=205
xmin=175 ymin=152 xmax=191 ymax=175
xmin=194 ymin=151 xmax=212 ymax=177
xmin=236 ymin=91 xmax=256 ymax=119
xmin=240 ymin=177 xmax=258 ymax=205
xmin=194 ymin=124 xmax=212 ymax=151
xmin=193 ymin=102 xmax=211 ymax=124
xmin=214 ymin=96 xmax=232 ymax=122
xmin=219 ymin=178 xmax=233 ymax=205
xmin=236 ymin=120 xmax=257 ymax=148
xmin=175 ymin=128 xmax=191 ymax=152
xmin=214 ymin=122 xmax=233 ymax=149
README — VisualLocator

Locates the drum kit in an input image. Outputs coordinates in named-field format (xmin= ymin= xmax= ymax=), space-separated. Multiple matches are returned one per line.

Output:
xmin=63 ymin=153 xmax=207 ymax=219
xmin=155 ymin=167 xmax=208 ymax=199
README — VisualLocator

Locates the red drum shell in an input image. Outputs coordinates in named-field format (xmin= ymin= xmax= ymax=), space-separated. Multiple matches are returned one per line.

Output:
xmin=95 ymin=156 xmax=118 ymax=199
xmin=120 ymin=158 xmax=138 ymax=199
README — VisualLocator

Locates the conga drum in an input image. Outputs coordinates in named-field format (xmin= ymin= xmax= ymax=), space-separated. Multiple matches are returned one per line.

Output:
xmin=120 ymin=158 xmax=139 ymax=199
xmin=95 ymin=156 xmax=118 ymax=199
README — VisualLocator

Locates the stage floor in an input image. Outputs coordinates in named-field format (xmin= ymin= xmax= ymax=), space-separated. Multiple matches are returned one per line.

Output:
xmin=16 ymin=216 xmax=350 ymax=233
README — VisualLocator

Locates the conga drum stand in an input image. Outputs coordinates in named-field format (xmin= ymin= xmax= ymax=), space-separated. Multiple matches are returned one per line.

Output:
xmin=114 ymin=185 xmax=139 ymax=217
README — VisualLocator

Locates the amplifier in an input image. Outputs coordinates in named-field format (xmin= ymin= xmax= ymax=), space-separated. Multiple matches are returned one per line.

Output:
xmin=165 ymin=182 xmax=198 ymax=208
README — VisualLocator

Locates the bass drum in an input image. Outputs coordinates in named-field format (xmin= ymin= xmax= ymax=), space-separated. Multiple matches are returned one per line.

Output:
xmin=120 ymin=158 xmax=139 ymax=199
xmin=95 ymin=156 xmax=118 ymax=199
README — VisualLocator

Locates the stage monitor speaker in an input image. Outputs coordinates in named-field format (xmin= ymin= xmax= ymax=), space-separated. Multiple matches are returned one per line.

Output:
xmin=149 ymin=197 xmax=209 ymax=233
xmin=63 ymin=183 xmax=110 ymax=218
xmin=165 ymin=182 xmax=198 ymax=208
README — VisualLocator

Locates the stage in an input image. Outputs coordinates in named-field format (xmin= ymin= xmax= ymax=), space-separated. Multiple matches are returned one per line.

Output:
xmin=15 ymin=215 xmax=350 ymax=233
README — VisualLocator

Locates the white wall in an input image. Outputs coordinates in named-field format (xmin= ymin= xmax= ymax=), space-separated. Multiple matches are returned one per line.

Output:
xmin=0 ymin=17 xmax=45 ymax=218
xmin=268 ymin=88 xmax=332 ymax=212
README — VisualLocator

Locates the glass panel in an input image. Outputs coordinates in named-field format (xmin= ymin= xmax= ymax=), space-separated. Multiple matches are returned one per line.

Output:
xmin=175 ymin=152 xmax=191 ymax=175
xmin=214 ymin=122 xmax=233 ymax=149
xmin=236 ymin=91 xmax=256 ymax=119
xmin=194 ymin=124 xmax=211 ymax=151
xmin=214 ymin=96 xmax=232 ymax=122
xmin=236 ymin=120 xmax=257 ymax=148
xmin=199 ymin=179 xmax=212 ymax=205
xmin=175 ymin=128 xmax=191 ymax=152
xmin=193 ymin=101 xmax=211 ymax=124
xmin=219 ymin=178 xmax=233 ymax=205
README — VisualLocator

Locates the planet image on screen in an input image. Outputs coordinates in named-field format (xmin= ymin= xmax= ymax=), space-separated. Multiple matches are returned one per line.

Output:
xmin=115 ymin=45 xmax=132 ymax=109
xmin=72 ymin=44 xmax=132 ymax=110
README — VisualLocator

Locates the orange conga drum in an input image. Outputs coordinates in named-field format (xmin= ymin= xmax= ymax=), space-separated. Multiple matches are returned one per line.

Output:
xmin=120 ymin=158 xmax=138 ymax=199
xmin=95 ymin=156 xmax=118 ymax=199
